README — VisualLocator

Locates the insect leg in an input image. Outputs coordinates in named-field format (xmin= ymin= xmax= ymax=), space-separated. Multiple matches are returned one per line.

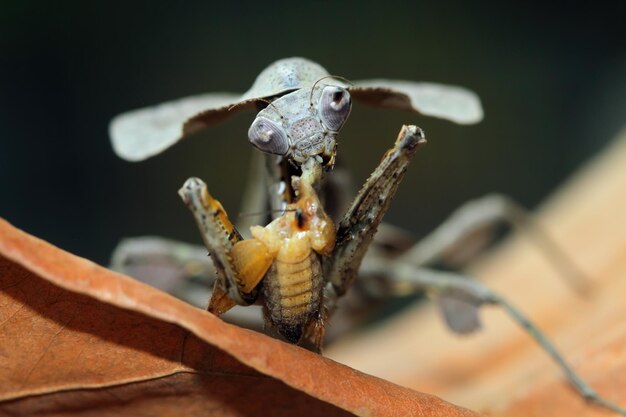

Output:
xmin=179 ymin=177 xmax=262 ymax=309
xmin=394 ymin=194 xmax=589 ymax=294
xmin=324 ymin=125 xmax=426 ymax=297
xmin=110 ymin=237 xmax=214 ymax=286
xmin=109 ymin=236 xmax=219 ymax=307
xmin=236 ymin=150 xmax=271 ymax=233
xmin=361 ymin=263 xmax=626 ymax=416
xmin=343 ymin=193 xmax=588 ymax=336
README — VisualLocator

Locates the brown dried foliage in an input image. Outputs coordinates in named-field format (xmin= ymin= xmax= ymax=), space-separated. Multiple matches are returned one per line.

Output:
xmin=0 ymin=217 xmax=478 ymax=417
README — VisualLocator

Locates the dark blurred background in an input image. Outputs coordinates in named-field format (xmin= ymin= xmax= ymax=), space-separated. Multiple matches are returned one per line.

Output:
xmin=1 ymin=1 xmax=625 ymax=265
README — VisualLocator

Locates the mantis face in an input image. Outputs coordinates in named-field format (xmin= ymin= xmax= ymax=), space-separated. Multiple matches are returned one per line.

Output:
xmin=248 ymin=84 xmax=352 ymax=167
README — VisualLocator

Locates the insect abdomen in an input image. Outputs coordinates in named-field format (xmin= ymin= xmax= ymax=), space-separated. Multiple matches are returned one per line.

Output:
xmin=263 ymin=249 xmax=323 ymax=343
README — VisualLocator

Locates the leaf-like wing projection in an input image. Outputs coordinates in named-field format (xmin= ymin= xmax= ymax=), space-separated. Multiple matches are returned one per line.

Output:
xmin=109 ymin=58 xmax=484 ymax=162
xmin=239 ymin=57 xmax=328 ymax=100
xmin=109 ymin=93 xmax=245 ymax=161
xmin=349 ymin=80 xmax=483 ymax=125
xmin=109 ymin=57 xmax=329 ymax=162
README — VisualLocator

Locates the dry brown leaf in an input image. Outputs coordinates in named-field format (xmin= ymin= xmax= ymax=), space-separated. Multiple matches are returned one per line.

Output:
xmin=327 ymin=128 xmax=626 ymax=416
xmin=0 ymin=218 xmax=479 ymax=417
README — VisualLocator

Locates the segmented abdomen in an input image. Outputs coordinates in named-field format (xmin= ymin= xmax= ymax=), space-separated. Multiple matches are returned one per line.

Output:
xmin=263 ymin=249 xmax=323 ymax=343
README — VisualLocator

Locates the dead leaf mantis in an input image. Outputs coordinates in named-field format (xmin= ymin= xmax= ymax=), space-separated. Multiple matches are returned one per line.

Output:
xmin=109 ymin=57 xmax=626 ymax=415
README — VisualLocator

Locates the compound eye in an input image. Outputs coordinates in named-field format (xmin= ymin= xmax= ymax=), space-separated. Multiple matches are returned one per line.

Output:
xmin=319 ymin=86 xmax=352 ymax=131
xmin=248 ymin=117 xmax=289 ymax=155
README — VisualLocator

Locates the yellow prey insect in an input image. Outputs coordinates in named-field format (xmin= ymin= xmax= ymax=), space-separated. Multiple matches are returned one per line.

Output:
xmin=179 ymin=127 xmax=425 ymax=350
xmin=179 ymin=158 xmax=336 ymax=346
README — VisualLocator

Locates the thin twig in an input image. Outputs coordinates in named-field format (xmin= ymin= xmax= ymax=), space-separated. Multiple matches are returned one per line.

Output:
xmin=491 ymin=294 xmax=626 ymax=415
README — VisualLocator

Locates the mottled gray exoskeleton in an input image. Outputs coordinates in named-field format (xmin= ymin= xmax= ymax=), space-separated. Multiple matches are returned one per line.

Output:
xmin=109 ymin=58 xmax=626 ymax=416
xmin=110 ymin=57 xmax=481 ymax=162
xmin=247 ymin=84 xmax=351 ymax=166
